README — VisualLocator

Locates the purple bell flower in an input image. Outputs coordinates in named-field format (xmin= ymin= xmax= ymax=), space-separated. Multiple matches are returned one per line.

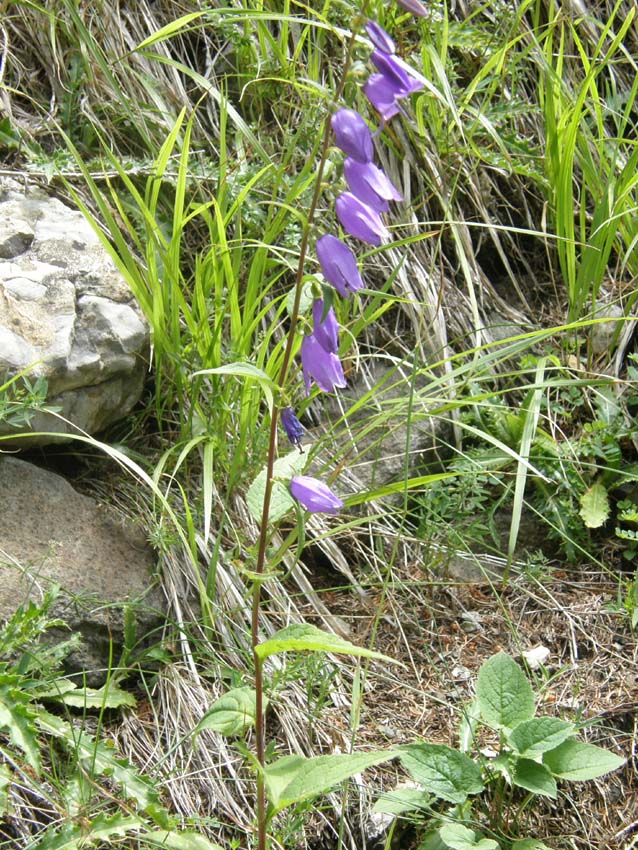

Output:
xmin=336 ymin=192 xmax=390 ymax=246
xmin=290 ymin=475 xmax=344 ymax=514
xmin=331 ymin=109 xmax=374 ymax=163
xmin=344 ymin=158 xmax=402 ymax=213
xmin=281 ymin=406 xmax=304 ymax=450
xmin=371 ymin=49 xmax=423 ymax=98
xmin=316 ymin=235 xmax=365 ymax=298
xmin=366 ymin=21 xmax=396 ymax=54
xmin=301 ymin=333 xmax=347 ymax=394
xmin=395 ymin=0 xmax=427 ymax=17
xmin=312 ymin=299 xmax=339 ymax=354
xmin=364 ymin=73 xmax=403 ymax=121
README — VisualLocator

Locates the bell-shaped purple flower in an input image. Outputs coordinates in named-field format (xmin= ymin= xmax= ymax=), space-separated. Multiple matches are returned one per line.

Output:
xmin=344 ymin=158 xmax=402 ymax=213
xmin=312 ymin=298 xmax=339 ymax=354
xmin=366 ymin=21 xmax=396 ymax=54
xmin=364 ymin=73 xmax=403 ymax=122
xmin=395 ymin=0 xmax=427 ymax=17
xmin=371 ymin=50 xmax=424 ymax=98
xmin=316 ymin=235 xmax=365 ymax=298
xmin=336 ymin=192 xmax=390 ymax=246
xmin=331 ymin=109 xmax=374 ymax=163
xmin=301 ymin=333 xmax=346 ymax=394
xmin=290 ymin=475 xmax=344 ymax=514
xmin=281 ymin=406 xmax=304 ymax=449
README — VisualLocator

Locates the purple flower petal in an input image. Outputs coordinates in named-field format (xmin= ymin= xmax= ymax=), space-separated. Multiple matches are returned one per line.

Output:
xmin=290 ymin=475 xmax=344 ymax=514
xmin=395 ymin=0 xmax=427 ymax=17
xmin=312 ymin=299 xmax=339 ymax=354
xmin=364 ymin=73 xmax=403 ymax=121
xmin=281 ymin=406 xmax=304 ymax=448
xmin=301 ymin=333 xmax=347 ymax=394
xmin=331 ymin=109 xmax=374 ymax=163
xmin=316 ymin=235 xmax=365 ymax=298
xmin=366 ymin=20 xmax=396 ymax=54
xmin=371 ymin=49 xmax=424 ymax=97
xmin=336 ymin=192 xmax=390 ymax=246
xmin=344 ymin=158 xmax=402 ymax=213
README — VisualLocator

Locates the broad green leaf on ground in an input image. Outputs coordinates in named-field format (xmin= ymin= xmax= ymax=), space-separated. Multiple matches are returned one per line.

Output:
xmin=513 ymin=758 xmax=558 ymax=798
xmin=264 ymin=750 xmax=396 ymax=813
xmin=373 ymin=786 xmax=430 ymax=815
xmin=511 ymin=840 xmax=554 ymax=850
xmin=255 ymin=623 xmax=397 ymax=664
xmin=32 ymin=813 xmax=146 ymax=850
xmin=194 ymin=687 xmax=266 ymax=737
xmin=193 ymin=362 xmax=277 ymax=413
xmin=476 ymin=652 xmax=535 ymax=730
xmin=398 ymin=743 xmax=484 ymax=803
xmin=0 ymin=674 xmax=40 ymax=772
xmin=37 ymin=681 xmax=136 ymax=709
xmin=579 ymin=481 xmax=610 ymax=528
xmin=439 ymin=822 xmax=499 ymax=850
xmin=246 ymin=449 xmax=307 ymax=525
xmin=543 ymin=738 xmax=625 ymax=780
xmin=142 ymin=831 xmax=224 ymax=850
xmin=507 ymin=717 xmax=574 ymax=757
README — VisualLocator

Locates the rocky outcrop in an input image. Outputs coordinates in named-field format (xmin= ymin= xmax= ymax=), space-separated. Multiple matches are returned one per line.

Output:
xmin=0 ymin=457 xmax=164 ymax=683
xmin=0 ymin=178 xmax=149 ymax=445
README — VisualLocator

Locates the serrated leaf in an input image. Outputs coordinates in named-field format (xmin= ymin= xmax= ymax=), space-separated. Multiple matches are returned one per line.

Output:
xmin=142 ymin=831 xmax=225 ymax=850
xmin=38 ymin=681 xmax=136 ymax=709
xmin=287 ymin=279 xmax=316 ymax=316
xmin=0 ymin=675 xmax=40 ymax=772
xmin=543 ymin=738 xmax=625 ymax=781
xmin=398 ymin=743 xmax=484 ymax=804
xmin=476 ymin=652 xmax=535 ymax=730
xmin=254 ymin=623 xmax=397 ymax=664
xmin=194 ymin=687 xmax=265 ymax=737
xmin=513 ymin=758 xmax=557 ymax=798
xmin=507 ymin=717 xmax=574 ymax=757
xmin=246 ymin=449 xmax=307 ymax=525
xmin=439 ymin=822 xmax=499 ymax=850
xmin=264 ymin=750 xmax=395 ymax=813
xmin=373 ymin=786 xmax=430 ymax=815
xmin=579 ymin=482 xmax=610 ymax=528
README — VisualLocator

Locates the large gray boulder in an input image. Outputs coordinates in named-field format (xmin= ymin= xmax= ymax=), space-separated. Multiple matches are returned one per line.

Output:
xmin=0 ymin=178 xmax=149 ymax=445
xmin=0 ymin=457 xmax=164 ymax=683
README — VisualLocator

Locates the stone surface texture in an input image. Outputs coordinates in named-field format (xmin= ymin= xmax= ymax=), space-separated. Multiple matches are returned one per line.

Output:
xmin=0 ymin=457 xmax=164 ymax=681
xmin=0 ymin=178 xmax=149 ymax=445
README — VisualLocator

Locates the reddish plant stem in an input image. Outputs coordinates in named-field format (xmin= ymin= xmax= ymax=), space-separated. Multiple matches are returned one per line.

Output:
xmin=250 ymin=10 xmax=369 ymax=850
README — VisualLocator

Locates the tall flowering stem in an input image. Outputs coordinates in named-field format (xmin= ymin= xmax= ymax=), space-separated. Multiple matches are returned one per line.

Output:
xmin=250 ymin=9 xmax=371 ymax=849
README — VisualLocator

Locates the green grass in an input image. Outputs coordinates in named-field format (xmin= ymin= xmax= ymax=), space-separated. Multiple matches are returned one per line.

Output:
xmin=1 ymin=1 xmax=637 ymax=848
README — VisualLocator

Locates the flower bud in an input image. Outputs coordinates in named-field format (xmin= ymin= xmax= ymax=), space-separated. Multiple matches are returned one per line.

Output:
xmin=281 ymin=407 xmax=304 ymax=449
xmin=316 ymin=235 xmax=365 ymax=298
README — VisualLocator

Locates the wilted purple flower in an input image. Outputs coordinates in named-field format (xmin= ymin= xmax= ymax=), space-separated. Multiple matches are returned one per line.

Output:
xmin=331 ymin=109 xmax=374 ymax=163
xmin=364 ymin=73 xmax=403 ymax=122
xmin=395 ymin=0 xmax=427 ymax=17
xmin=312 ymin=299 xmax=339 ymax=354
xmin=316 ymin=235 xmax=365 ymax=298
xmin=371 ymin=50 xmax=423 ymax=98
xmin=336 ymin=192 xmax=390 ymax=246
xmin=290 ymin=475 xmax=343 ymax=514
xmin=301 ymin=333 xmax=346 ymax=394
xmin=344 ymin=158 xmax=402 ymax=213
xmin=366 ymin=21 xmax=396 ymax=54
xmin=281 ymin=406 xmax=304 ymax=450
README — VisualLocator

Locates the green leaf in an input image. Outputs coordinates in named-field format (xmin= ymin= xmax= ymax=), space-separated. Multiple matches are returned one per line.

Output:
xmin=264 ymin=750 xmax=395 ymax=813
xmin=373 ymin=786 xmax=430 ymax=815
xmin=38 ymin=681 xmax=136 ymax=709
xmin=254 ymin=623 xmax=397 ymax=664
xmin=135 ymin=12 xmax=205 ymax=50
xmin=32 ymin=813 xmax=146 ymax=850
xmin=513 ymin=758 xmax=557 ymax=798
xmin=507 ymin=717 xmax=574 ymax=757
xmin=194 ymin=687 xmax=265 ymax=737
xmin=579 ymin=481 xmax=610 ymax=528
xmin=193 ymin=362 xmax=276 ymax=413
xmin=142 ymin=831 xmax=224 ymax=850
xmin=398 ymin=743 xmax=484 ymax=804
xmin=476 ymin=652 xmax=535 ymax=730
xmin=0 ymin=674 xmax=40 ymax=772
xmin=246 ymin=449 xmax=307 ymax=525
xmin=511 ymin=840 xmax=554 ymax=850
xmin=439 ymin=822 xmax=499 ymax=850
xmin=543 ymin=738 xmax=625 ymax=781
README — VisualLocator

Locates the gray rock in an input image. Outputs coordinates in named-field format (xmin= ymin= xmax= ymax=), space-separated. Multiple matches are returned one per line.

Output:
xmin=0 ymin=457 xmax=164 ymax=683
xmin=0 ymin=178 xmax=149 ymax=445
